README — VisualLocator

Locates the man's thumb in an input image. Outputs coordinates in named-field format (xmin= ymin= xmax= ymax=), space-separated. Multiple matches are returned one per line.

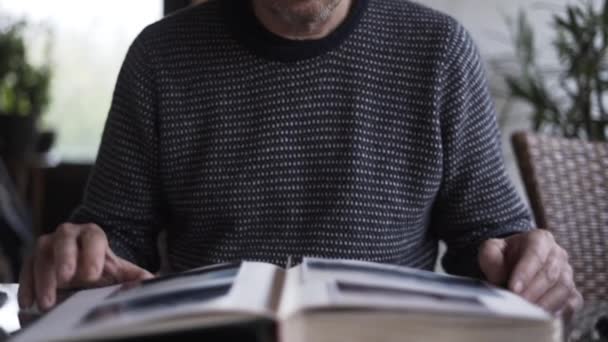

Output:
xmin=479 ymin=238 xmax=508 ymax=286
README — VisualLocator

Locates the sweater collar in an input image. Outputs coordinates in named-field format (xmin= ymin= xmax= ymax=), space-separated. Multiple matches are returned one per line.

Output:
xmin=221 ymin=0 xmax=368 ymax=63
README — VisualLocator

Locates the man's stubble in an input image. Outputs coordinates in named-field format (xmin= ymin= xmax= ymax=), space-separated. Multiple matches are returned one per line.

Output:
xmin=262 ymin=0 xmax=344 ymax=31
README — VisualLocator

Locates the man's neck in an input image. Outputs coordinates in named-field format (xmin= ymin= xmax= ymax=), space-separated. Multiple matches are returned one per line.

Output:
xmin=251 ymin=0 xmax=353 ymax=40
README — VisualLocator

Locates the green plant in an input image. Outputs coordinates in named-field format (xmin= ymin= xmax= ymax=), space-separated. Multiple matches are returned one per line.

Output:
xmin=503 ymin=0 xmax=608 ymax=141
xmin=0 ymin=16 xmax=52 ymax=118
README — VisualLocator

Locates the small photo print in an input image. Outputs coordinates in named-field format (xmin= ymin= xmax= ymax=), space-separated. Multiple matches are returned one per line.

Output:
xmin=331 ymin=280 xmax=492 ymax=315
xmin=335 ymin=281 xmax=483 ymax=306
xmin=304 ymin=258 xmax=498 ymax=297
xmin=81 ymin=282 xmax=233 ymax=326
xmin=108 ymin=262 xmax=241 ymax=300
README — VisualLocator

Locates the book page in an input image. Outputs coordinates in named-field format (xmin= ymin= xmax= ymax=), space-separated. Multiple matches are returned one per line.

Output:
xmin=277 ymin=263 xmax=330 ymax=319
xmin=278 ymin=257 xmax=549 ymax=321
xmin=226 ymin=261 xmax=285 ymax=314
xmin=13 ymin=261 xmax=282 ymax=342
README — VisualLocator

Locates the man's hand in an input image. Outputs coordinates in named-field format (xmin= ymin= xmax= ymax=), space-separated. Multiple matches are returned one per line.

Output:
xmin=479 ymin=230 xmax=583 ymax=318
xmin=18 ymin=223 xmax=153 ymax=311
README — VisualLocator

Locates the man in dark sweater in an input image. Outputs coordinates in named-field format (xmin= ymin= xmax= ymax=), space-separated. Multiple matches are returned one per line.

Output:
xmin=19 ymin=0 xmax=582 ymax=317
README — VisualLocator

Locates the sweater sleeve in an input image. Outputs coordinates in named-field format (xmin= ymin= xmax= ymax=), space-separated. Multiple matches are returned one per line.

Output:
xmin=68 ymin=32 xmax=165 ymax=272
xmin=431 ymin=21 xmax=534 ymax=278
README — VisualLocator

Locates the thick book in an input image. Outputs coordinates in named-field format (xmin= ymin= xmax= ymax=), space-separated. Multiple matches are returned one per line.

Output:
xmin=10 ymin=257 xmax=562 ymax=342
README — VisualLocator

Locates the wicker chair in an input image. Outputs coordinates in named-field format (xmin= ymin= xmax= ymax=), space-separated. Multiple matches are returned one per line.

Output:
xmin=511 ymin=131 xmax=608 ymax=302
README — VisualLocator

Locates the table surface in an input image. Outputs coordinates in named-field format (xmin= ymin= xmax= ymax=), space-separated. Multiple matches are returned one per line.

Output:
xmin=0 ymin=284 xmax=20 ymax=334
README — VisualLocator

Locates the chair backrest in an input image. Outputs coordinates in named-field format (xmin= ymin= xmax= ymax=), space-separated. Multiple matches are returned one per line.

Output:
xmin=0 ymin=158 xmax=35 ymax=282
xmin=511 ymin=131 xmax=608 ymax=302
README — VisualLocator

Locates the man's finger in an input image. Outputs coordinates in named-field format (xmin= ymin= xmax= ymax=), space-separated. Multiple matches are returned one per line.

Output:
xmin=537 ymin=267 xmax=574 ymax=313
xmin=104 ymin=248 xmax=153 ymax=284
xmin=520 ymin=248 xmax=562 ymax=302
xmin=76 ymin=227 xmax=107 ymax=283
xmin=53 ymin=224 xmax=80 ymax=286
xmin=33 ymin=236 xmax=57 ymax=311
xmin=115 ymin=258 xmax=154 ymax=283
xmin=508 ymin=231 xmax=553 ymax=294
xmin=18 ymin=255 xmax=34 ymax=309
xmin=562 ymin=290 xmax=584 ymax=321
xmin=478 ymin=239 xmax=508 ymax=285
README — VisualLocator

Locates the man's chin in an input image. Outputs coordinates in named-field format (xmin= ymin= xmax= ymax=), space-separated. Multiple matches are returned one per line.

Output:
xmin=272 ymin=0 xmax=338 ymax=26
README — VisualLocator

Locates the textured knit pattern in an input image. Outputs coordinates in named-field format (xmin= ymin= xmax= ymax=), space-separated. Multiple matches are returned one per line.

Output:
xmin=70 ymin=0 xmax=533 ymax=277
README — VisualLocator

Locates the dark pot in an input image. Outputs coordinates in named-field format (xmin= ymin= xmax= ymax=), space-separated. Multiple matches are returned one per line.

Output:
xmin=36 ymin=130 xmax=55 ymax=154
xmin=0 ymin=115 xmax=38 ymax=160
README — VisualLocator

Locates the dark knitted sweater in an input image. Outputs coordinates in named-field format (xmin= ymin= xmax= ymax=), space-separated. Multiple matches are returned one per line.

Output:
xmin=70 ymin=0 xmax=533 ymax=277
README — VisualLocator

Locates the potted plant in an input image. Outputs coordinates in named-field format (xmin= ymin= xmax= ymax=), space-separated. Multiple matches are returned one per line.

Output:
xmin=0 ymin=16 xmax=53 ymax=160
xmin=500 ymin=0 xmax=608 ymax=142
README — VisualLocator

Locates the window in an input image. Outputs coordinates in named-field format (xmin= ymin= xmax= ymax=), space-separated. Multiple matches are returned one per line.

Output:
xmin=1 ymin=0 xmax=163 ymax=162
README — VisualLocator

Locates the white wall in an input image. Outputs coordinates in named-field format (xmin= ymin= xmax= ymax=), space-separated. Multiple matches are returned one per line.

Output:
xmin=419 ymin=0 xmax=572 ymax=206
xmin=420 ymin=0 xmax=569 ymax=56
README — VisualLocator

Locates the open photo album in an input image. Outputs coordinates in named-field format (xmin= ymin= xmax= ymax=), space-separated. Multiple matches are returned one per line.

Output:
xmin=10 ymin=257 xmax=561 ymax=342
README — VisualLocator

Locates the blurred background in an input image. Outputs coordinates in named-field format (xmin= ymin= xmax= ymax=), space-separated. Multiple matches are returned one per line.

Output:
xmin=0 ymin=0 xmax=165 ymax=283
xmin=0 ymin=0 xmax=606 ymax=315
